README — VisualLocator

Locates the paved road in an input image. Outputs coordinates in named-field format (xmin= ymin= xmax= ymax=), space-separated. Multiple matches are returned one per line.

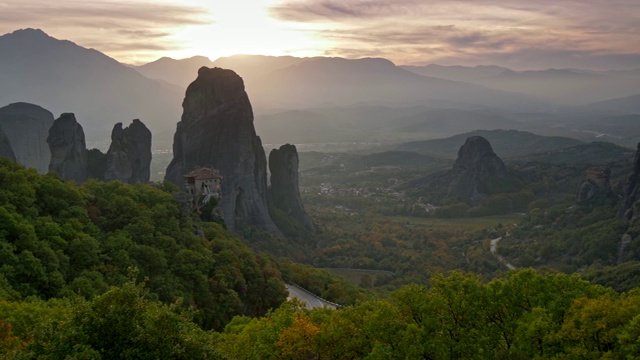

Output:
xmin=285 ymin=284 xmax=338 ymax=310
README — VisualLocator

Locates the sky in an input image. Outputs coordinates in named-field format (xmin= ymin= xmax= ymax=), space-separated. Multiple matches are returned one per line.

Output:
xmin=0 ymin=0 xmax=639 ymax=70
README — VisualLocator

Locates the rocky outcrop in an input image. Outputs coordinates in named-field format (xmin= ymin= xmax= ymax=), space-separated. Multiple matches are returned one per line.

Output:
xmin=104 ymin=120 xmax=152 ymax=184
xmin=618 ymin=143 xmax=640 ymax=220
xmin=86 ymin=148 xmax=107 ymax=180
xmin=47 ymin=113 xmax=87 ymax=183
xmin=269 ymin=144 xmax=315 ymax=231
xmin=0 ymin=127 xmax=16 ymax=161
xmin=0 ymin=102 xmax=53 ymax=173
xmin=165 ymin=67 xmax=277 ymax=232
xmin=447 ymin=136 xmax=508 ymax=203
xmin=577 ymin=168 xmax=615 ymax=203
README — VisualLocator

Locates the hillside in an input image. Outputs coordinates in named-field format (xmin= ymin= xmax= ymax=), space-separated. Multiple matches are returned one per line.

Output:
xmin=512 ymin=141 xmax=635 ymax=164
xmin=0 ymin=158 xmax=286 ymax=330
xmin=395 ymin=130 xmax=583 ymax=159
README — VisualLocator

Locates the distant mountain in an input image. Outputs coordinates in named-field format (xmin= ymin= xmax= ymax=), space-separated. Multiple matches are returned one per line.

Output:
xmin=133 ymin=56 xmax=215 ymax=89
xmin=135 ymin=55 xmax=549 ymax=114
xmin=401 ymin=64 xmax=508 ymax=81
xmin=134 ymin=55 xmax=309 ymax=91
xmin=586 ymin=94 xmax=640 ymax=114
xmin=395 ymin=130 xmax=583 ymax=159
xmin=212 ymin=55 xmax=309 ymax=92
xmin=255 ymin=106 xmax=537 ymax=145
xmin=255 ymin=110 xmax=367 ymax=145
xmin=403 ymin=65 xmax=640 ymax=105
xmin=249 ymin=57 xmax=547 ymax=112
xmin=256 ymin=105 xmax=434 ymax=145
xmin=391 ymin=109 xmax=524 ymax=135
xmin=0 ymin=29 xmax=182 ymax=143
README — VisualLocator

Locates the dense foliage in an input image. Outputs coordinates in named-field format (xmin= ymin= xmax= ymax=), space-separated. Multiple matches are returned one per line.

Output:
xmin=0 ymin=158 xmax=286 ymax=330
xmin=501 ymin=203 xmax=629 ymax=267
xmin=4 ymin=269 xmax=640 ymax=359
xmin=1 ymin=283 xmax=222 ymax=359
xmin=216 ymin=269 xmax=640 ymax=359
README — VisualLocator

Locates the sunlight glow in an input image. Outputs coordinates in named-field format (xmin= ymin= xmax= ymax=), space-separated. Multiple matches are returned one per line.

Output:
xmin=160 ymin=0 xmax=329 ymax=60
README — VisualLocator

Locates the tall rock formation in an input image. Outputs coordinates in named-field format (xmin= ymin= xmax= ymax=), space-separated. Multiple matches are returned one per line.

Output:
xmin=0 ymin=127 xmax=16 ymax=162
xmin=448 ymin=136 xmax=508 ymax=203
xmin=47 ymin=113 xmax=87 ymax=183
xmin=269 ymin=144 xmax=315 ymax=231
xmin=577 ymin=168 xmax=616 ymax=203
xmin=618 ymin=143 xmax=640 ymax=220
xmin=104 ymin=119 xmax=152 ymax=184
xmin=86 ymin=148 xmax=107 ymax=180
xmin=0 ymin=102 xmax=53 ymax=173
xmin=165 ymin=67 xmax=277 ymax=232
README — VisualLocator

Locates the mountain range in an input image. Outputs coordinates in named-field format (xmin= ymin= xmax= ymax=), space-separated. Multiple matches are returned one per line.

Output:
xmin=402 ymin=64 xmax=640 ymax=105
xmin=0 ymin=29 xmax=181 ymax=145
xmin=1 ymin=28 xmax=639 ymax=151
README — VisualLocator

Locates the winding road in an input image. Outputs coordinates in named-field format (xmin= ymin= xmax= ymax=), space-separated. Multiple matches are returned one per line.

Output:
xmin=285 ymin=284 xmax=338 ymax=310
xmin=490 ymin=237 xmax=516 ymax=270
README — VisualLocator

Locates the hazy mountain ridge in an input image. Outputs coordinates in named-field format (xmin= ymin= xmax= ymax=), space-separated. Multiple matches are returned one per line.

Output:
xmin=0 ymin=29 xmax=182 ymax=143
xmin=133 ymin=53 xmax=552 ymax=114
xmin=402 ymin=64 xmax=640 ymax=105
xmin=133 ymin=53 xmax=640 ymax=149
xmin=585 ymin=94 xmax=640 ymax=114
xmin=3 ymin=28 xmax=638 ymax=154
xmin=230 ymin=56 xmax=551 ymax=113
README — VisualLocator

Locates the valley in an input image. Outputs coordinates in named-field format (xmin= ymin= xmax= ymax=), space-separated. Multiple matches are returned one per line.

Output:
xmin=1 ymin=26 xmax=640 ymax=359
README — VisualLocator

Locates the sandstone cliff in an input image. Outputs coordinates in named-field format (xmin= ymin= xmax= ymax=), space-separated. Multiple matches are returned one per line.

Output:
xmin=104 ymin=119 xmax=152 ymax=184
xmin=0 ymin=102 xmax=53 ymax=173
xmin=0 ymin=127 xmax=16 ymax=162
xmin=447 ymin=136 xmax=508 ymax=203
xmin=47 ymin=113 xmax=87 ymax=183
xmin=165 ymin=67 xmax=277 ymax=232
xmin=269 ymin=144 xmax=315 ymax=231
xmin=618 ymin=143 xmax=640 ymax=220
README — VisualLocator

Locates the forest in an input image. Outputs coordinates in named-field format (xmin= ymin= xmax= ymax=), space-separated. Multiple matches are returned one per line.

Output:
xmin=2 ymin=156 xmax=640 ymax=358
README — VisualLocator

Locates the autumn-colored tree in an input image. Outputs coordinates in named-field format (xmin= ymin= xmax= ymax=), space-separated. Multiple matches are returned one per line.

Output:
xmin=276 ymin=313 xmax=320 ymax=359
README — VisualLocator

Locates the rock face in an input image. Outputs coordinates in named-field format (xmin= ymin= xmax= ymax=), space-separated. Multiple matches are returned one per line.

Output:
xmin=448 ymin=136 xmax=508 ymax=203
xmin=165 ymin=67 xmax=277 ymax=232
xmin=47 ymin=113 xmax=87 ymax=183
xmin=618 ymin=143 xmax=640 ymax=220
xmin=0 ymin=127 xmax=16 ymax=161
xmin=577 ymin=168 xmax=615 ymax=203
xmin=86 ymin=148 xmax=107 ymax=180
xmin=269 ymin=144 xmax=315 ymax=231
xmin=0 ymin=102 xmax=53 ymax=173
xmin=104 ymin=120 xmax=152 ymax=184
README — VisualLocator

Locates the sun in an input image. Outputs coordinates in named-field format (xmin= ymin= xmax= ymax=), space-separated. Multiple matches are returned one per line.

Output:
xmin=163 ymin=0 xmax=328 ymax=61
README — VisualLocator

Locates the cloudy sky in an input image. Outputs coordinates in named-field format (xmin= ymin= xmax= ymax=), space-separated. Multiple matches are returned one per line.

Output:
xmin=1 ymin=0 xmax=638 ymax=69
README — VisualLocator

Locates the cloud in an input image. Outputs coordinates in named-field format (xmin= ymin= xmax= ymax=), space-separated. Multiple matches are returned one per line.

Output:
xmin=270 ymin=0 xmax=640 ymax=69
xmin=0 ymin=0 xmax=210 ymax=63
xmin=0 ymin=0 xmax=209 ymax=26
